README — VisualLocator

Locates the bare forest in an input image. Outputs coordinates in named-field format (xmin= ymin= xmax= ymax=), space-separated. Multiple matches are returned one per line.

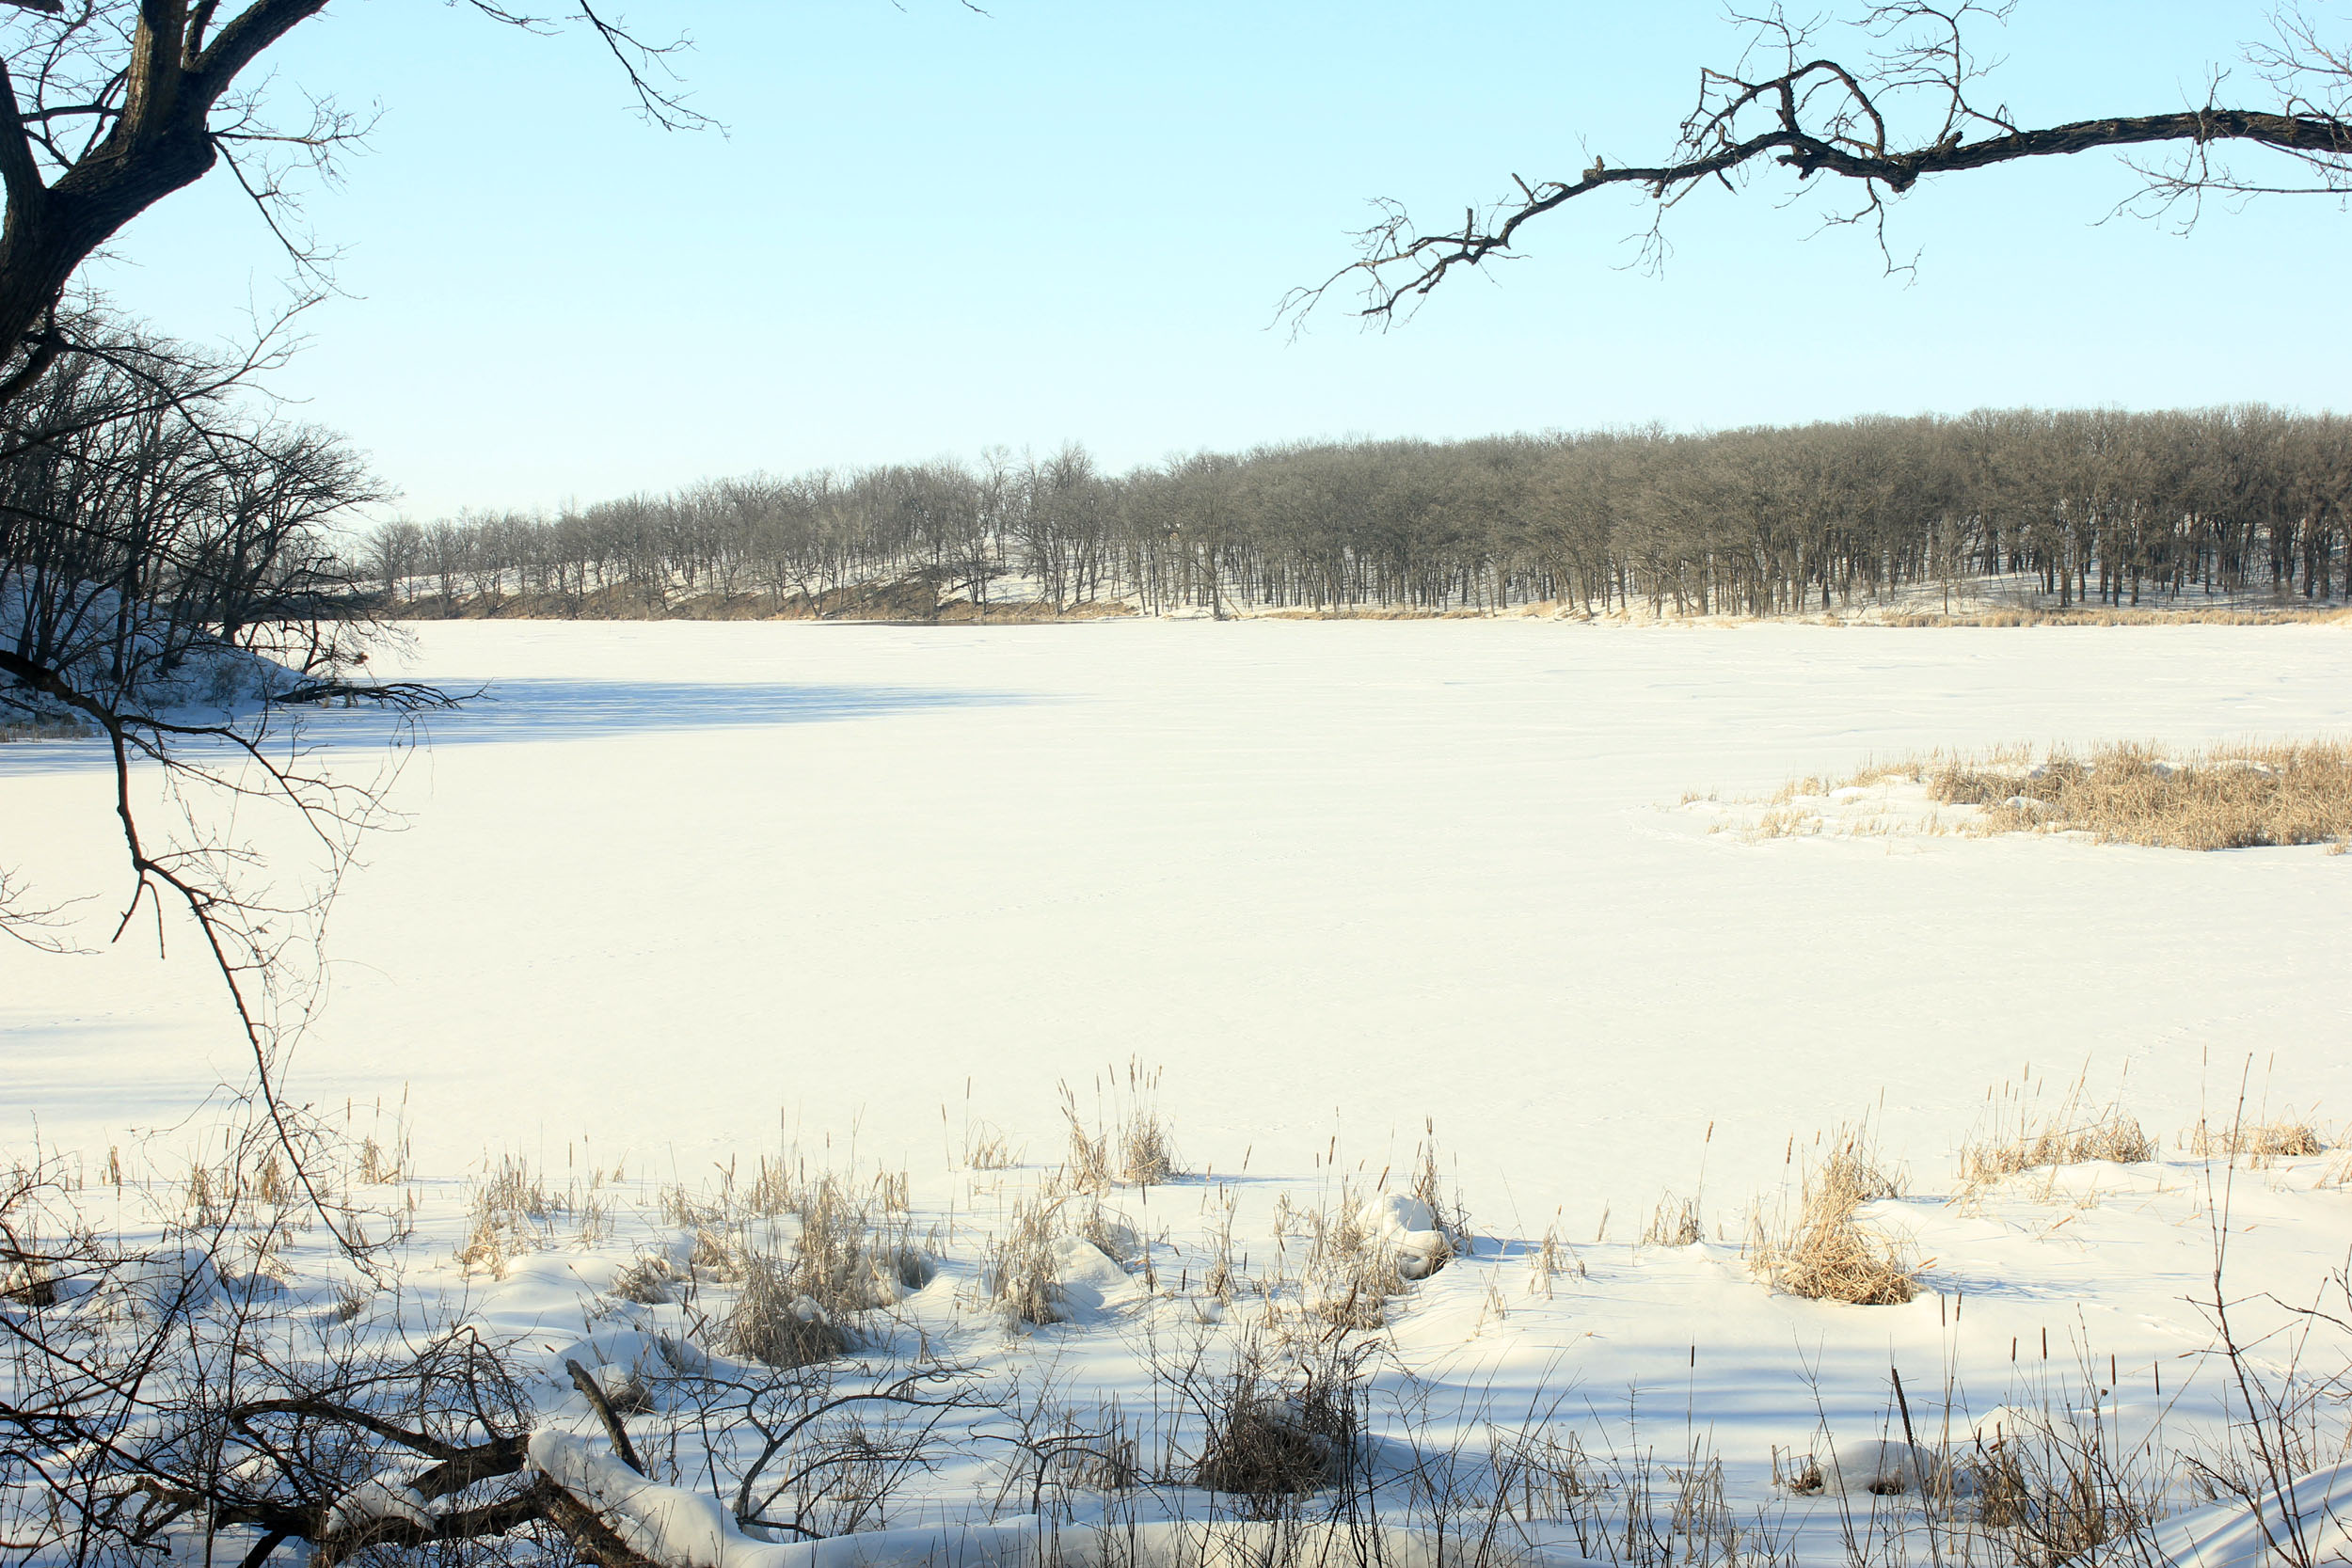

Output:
xmin=372 ymin=407 xmax=2352 ymax=623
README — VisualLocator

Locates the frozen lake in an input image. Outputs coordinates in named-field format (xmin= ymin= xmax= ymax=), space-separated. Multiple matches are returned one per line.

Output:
xmin=5 ymin=619 xmax=2349 ymax=1224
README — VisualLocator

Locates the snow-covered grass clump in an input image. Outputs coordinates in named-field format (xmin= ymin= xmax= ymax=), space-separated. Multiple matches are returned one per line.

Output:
xmin=8 ymin=1077 xmax=2352 ymax=1568
xmin=1692 ymin=737 xmax=2352 ymax=850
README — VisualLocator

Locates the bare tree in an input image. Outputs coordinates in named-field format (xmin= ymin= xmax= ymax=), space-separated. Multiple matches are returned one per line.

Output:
xmin=0 ymin=313 xmax=465 ymax=1242
xmin=1291 ymin=2 xmax=2352 ymax=325
xmin=0 ymin=2 xmax=707 ymax=407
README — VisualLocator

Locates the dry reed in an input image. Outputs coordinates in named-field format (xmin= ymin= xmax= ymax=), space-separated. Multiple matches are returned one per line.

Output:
xmin=2189 ymin=1117 xmax=2326 ymax=1163
xmin=1749 ymin=1126 xmax=1916 ymax=1307
xmin=1929 ymin=739 xmax=2352 ymax=849
xmin=1961 ymin=1085 xmax=2155 ymax=1186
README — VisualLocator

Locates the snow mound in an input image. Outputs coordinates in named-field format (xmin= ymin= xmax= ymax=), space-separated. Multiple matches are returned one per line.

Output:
xmin=1043 ymin=1236 xmax=1134 ymax=1320
xmin=2105 ymin=1462 xmax=2352 ymax=1568
xmin=1824 ymin=1439 xmax=1943 ymax=1497
xmin=1359 ymin=1193 xmax=1449 ymax=1279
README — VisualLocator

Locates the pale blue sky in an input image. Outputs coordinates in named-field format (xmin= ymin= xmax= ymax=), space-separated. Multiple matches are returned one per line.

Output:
xmin=90 ymin=1 xmax=2350 ymax=517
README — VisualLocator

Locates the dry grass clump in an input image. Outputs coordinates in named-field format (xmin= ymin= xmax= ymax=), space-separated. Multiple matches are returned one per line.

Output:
xmin=723 ymin=1253 xmax=854 ymax=1367
xmin=651 ymin=1158 xmax=931 ymax=1359
xmin=455 ymin=1155 xmax=564 ymax=1276
xmin=1876 ymin=605 xmax=2352 ymax=629
xmin=1640 ymin=1192 xmax=1702 ymax=1248
xmin=1961 ymin=1088 xmax=2155 ymax=1186
xmin=2189 ymin=1117 xmax=2326 ymax=1164
xmin=981 ymin=1189 xmax=1072 ymax=1326
xmin=1302 ymin=1198 xmax=1402 ymax=1331
xmin=1 ymin=1250 xmax=57 ymax=1308
xmin=1963 ymin=1409 xmax=2153 ymax=1568
xmin=1750 ymin=1127 xmax=1916 ymax=1307
xmin=610 ymin=1254 xmax=679 ymax=1305
xmin=1059 ymin=1060 xmax=1184 ymax=1190
xmin=722 ymin=1169 xmax=931 ymax=1358
xmin=1407 ymin=1129 xmax=1471 ymax=1251
xmin=1191 ymin=1341 xmax=1361 ymax=1511
xmin=962 ymin=1123 xmax=1016 ymax=1171
xmin=1929 ymin=739 xmax=2352 ymax=849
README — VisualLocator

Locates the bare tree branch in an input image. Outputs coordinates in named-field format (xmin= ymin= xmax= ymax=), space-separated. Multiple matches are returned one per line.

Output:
xmin=1288 ymin=2 xmax=2352 ymax=327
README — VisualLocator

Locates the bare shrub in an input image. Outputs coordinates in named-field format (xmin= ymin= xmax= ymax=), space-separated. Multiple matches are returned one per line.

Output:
xmin=1750 ymin=1126 xmax=1916 ymax=1306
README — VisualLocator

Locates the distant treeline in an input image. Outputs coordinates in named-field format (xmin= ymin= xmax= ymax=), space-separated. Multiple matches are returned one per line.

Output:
xmin=369 ymin=407 xmax=2352 ymax=619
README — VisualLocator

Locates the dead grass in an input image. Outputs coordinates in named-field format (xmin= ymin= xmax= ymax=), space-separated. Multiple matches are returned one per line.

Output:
xmin=723 ymin=1253 xmax=854 ymax=1367
xmin=1928 ymin=739 xmax=2352 ymax=849
xmin=2188 ymin=1117 xmax=2326 ymax=1164
xmin=1640 ymin=1193 xmax=1702 ymax=1248
xmin=1963 ymin=1405 xmax=2155 ymax=1568
xmin=1059 ymin=1061 xmax=1183 ymax=1190
xmin=1873 ymin=605 xmax=2352 ymax=628
xmin=1749 ymin=1126 xmax=1916 ymax=1307
xmin=980 ymin=1188 xmax=1071 ymax=1326
xmin=1736 ymin=738 xmax=2352 ymax=852
xmin=1961 ymin=1083 xmax=2155 ymax=1187
xmin=961 ymin=1122 xmax=1016 ymax=1171
xmin=455 ymin=1156 xmax=564 ymax=1276
xmin=1297 ymin=1181 xmax=1421 ymax=1330
xmin=644 ymin=1156 xmax=931 ymax=1355
xmin=1191 ymin=1338 xmax=1362 ymax=1510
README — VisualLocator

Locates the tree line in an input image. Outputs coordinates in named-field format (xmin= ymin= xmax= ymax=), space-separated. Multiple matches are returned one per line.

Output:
xmin=370 ymin=406 xmax=2352 ymax=620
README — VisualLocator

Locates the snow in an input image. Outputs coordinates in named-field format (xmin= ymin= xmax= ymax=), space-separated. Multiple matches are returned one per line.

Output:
xmin=9 ymin=618 xmax=2349 ymax=1203
xmin=8 ymin=618 xmax=2352 ymax=1566
xmin=529 ymin=1432 xmax=1596 ymax=1568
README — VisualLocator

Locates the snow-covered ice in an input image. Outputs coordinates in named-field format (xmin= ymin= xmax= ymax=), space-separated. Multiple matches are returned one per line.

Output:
xmin=7 ymin=618 xmax=2352 ymax=1567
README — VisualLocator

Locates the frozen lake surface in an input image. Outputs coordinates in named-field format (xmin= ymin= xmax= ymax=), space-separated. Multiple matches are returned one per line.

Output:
xmin=10 ymin=618 xmax=2352 ymax=1568
xmin=6 ymin=618 xmax=2347 ymax=1222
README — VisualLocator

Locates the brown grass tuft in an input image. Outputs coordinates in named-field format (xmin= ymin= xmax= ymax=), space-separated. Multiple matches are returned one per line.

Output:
xmin=1962 ymin=1084 xmax=2155 ymax=1187
xmin=2189 ymin=1117 xmax=2326 ymax=1164
xmin=1928 ymin=739 xmax=2352 ymax=849
xmin=722 ymin=1253 xmax=854 ymax=1367
xmin=980 ymin=1189 xmax=1071 ymax=1326
xmin=1192 ymin=1340 xmax=1361 ymax=1510
xmin=1640 ymin=1192 xmax=1702 ymax=1248
xmin=455 ymin=1155 xmax=563 ymax=1276
xmin=1058 ymin=1061 xmax=1183 ymax=1190
xmin=1750 ymin=1126 xmax=1916 ymax=1306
